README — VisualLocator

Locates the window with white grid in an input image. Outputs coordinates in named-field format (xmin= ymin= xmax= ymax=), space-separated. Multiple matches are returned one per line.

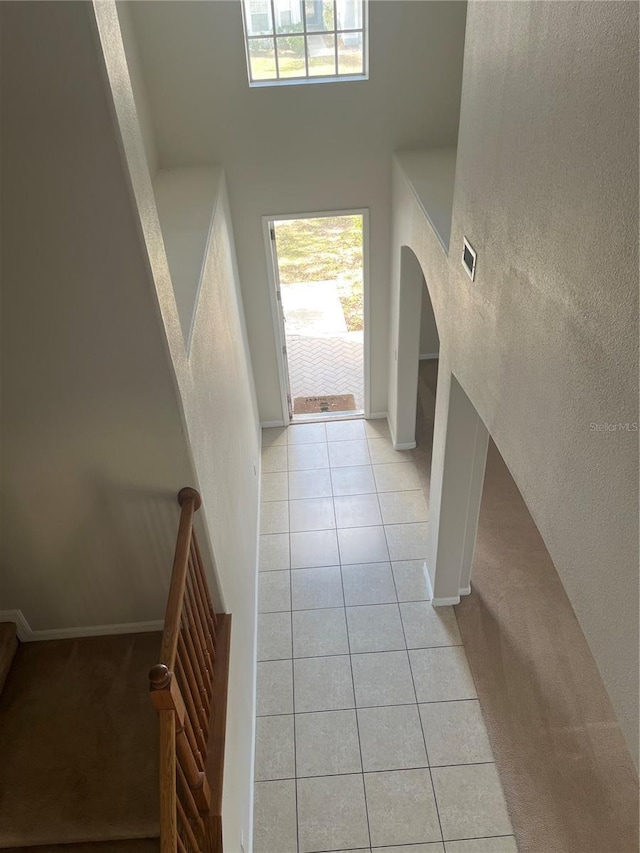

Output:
xmin=242 ymin=0 xmax=368 ymax=86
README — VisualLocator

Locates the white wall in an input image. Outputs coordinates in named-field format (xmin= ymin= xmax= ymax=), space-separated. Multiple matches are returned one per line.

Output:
xmin=126 ymin=0 xmax=468 ymax=422
xmin=95 ymin=2 xmax=262 ymax=845
xmin=0 ymin=0 xmax=198 ymax=631
xmin=419 ymin=285 xmax=440 ymax=357
xmin=153 ymin=167 xmax=220 ymax=348
xmin=391 ymin=1 xmax=639 ymax=764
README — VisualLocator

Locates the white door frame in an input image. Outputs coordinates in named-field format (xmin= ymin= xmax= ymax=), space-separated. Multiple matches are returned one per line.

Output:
xmin=262 ymin=208 xmax=371 ymax=423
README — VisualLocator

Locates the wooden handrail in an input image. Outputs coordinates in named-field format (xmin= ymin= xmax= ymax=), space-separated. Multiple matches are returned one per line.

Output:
xmin=150 ymin=488 xmax=231 ymax=853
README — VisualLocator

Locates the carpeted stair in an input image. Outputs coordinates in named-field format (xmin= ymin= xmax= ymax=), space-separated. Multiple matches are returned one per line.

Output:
xmin=0 ymin=632 xmax=162 ymax=850
xmin=0 ymin=622 xmax=18 ymax=695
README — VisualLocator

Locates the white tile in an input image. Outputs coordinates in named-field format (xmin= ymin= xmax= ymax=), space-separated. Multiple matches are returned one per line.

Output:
xmin=338 ymin=526 xmax=390 ymax=564
xmin=297 ymin=774 xmax=369 ymax=853
xmin=257 ymin=660 xmax=293 ymax=716
xmin=293 ymin=608 xmax=349 ymax=657
xmin=328 ymin=439 xmax=371 ymax=468
xmin=342 ymin=562 xmax=397 ymax=606
xmin=288 ymin=442 xmax=329 ymax=471
xmin=253 ymin=780 xmax=297 ymax=853
xmin=378 ymin=490 xmax=428 ymax=524
xmin=373 ymin=463 xmax=422 ymax=492
xmin=419 ymin=700 xmax=493 ymax=766
xmin=364 ymin=418 xmax=391 ymax=440
xmin=409 ymin=647 xmax=477 ymax=703
xmin=261 ymin=427 xmax=287 ymax=447
xmin=291 ymin=566 xmax=344 ymax=610
xmin=258 ymin=570 xmax=291 ymax=613
xmin=287 ymin=422 xmax=327 ymax=444
xmin=291 ymin=529 xmax=339 ymax=568
xmin=431 ymin=763 xmax=513 ymax=841
xmin=334 ymin=493 xmax=382 ymax=528
xmin=290 ymin=497 xmax=336 ymax=532
xmin=259 ymin=533 xmax=290 ymax=571
xmin=392 ymin=560 xmax=430 ymax=602
xmin=260 ymin=500 xmax=289 ymax=534
xmin=444 ymin=838 xmax=518 ymax=853
xmin=351 ymin=651 xmax=416 ymax=707
xmin=258 ymin=612 xmax=292 ymax=661
xmin=401 ymin=601 xmax=462 ymax=648
xmin=326 ymin=419 xmax=366 ymax=441
xmin=358 ymin=705 xmax=428 ymax=771
xmin=289 ymin=467 xmax=332 ymax=500
xmin=261 ymin=445 xmax=288 ymax=473
xmin=374 ymin=846 xmax=444 ymax=853
xmin=295 ymin=709 xmax=361 ymax=777
xmin=385 ymin=523 xmax=429 ymax=561
xmin=346 ymin=604 xmax=405 ymax=653
xmin=261 ymin=471 xmax=289 ymax=502
xmin=294 ymin=655 xmax=355 ymax=712
xmin=331 ymin=465 xmax=376 ymax=496
xmin=254 ymin=715 xmax=295 ymax=781
xmin=365 ymin=769 xmax=441 ymax=847
xmin=368 ymin=438 xmax=413 ymax=465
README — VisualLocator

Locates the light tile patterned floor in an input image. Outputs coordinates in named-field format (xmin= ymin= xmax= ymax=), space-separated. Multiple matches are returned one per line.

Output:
xmin=255 ymin=419 xmax=517 ymax=853
xmin=287 ymin=334 xmax=364 ymax=412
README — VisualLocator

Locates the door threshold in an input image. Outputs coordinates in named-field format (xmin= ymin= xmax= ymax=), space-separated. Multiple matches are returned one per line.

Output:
xmin=291 ymin=410 xmax=365 ymax=424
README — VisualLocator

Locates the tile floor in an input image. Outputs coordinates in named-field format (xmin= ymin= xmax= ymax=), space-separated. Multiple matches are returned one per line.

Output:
xmin=254 ymin=418 xmax=517 ymax=853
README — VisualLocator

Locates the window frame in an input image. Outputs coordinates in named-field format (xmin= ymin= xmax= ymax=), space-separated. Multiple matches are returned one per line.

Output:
xmin=242 ymin=0 xmax=369 ymax=87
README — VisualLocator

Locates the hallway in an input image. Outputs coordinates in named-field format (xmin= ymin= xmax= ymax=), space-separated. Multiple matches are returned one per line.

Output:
xmin=254 ymin=412 xmax=516 ymax=852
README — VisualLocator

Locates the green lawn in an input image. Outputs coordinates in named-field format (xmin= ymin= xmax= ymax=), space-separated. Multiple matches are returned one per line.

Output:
xmin=274 ymin=215 xmax=364 ymax=331
xmin=251 ymin=48 xmax=363 ymax=81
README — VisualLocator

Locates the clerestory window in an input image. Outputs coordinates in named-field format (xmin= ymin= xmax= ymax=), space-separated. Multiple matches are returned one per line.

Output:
xmin=242 ymin=0 xmax=368 ymax=86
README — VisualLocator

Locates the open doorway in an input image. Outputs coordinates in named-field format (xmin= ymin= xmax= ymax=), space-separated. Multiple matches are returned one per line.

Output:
xmin=266 ymin=212 xmax=367 ymax=422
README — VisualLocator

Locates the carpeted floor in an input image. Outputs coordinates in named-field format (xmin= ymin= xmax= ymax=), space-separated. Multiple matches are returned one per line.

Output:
xmin=0 ymin=632 xmax=161 ymax=849
xmin=415 ymin=360 xmax=639 ymax=852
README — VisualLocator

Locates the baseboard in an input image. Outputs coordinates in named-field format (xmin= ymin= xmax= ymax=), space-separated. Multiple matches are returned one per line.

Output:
xmin=0 ymin=609 xmax=164 ymax=643
xmin=419 ymin=353 xmax=439 ymax=361
xmin=387 ymin=414 xmax=417 ymax=451
xmin=423 ymin=562 xmax=461 ymax=606
xmin=367 ymin=412 xmax=388 ymax=420
xmin=459 ymin=585 xmax=471 ymax=596
xmin=260 ymin=420 xmax=286 ymax=428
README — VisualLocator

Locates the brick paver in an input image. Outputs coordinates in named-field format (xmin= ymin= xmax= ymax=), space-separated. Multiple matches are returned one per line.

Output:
xmin=287 ymin=333 xmax=364 ymax=411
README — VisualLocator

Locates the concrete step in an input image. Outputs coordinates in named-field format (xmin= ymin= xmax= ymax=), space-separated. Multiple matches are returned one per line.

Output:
xmin=0 ymin=622 xmax=18 ymax=695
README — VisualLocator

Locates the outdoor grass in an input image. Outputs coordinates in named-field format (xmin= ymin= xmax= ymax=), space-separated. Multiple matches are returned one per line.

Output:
xmin=274 ymin=215 xmax=364 ymax=331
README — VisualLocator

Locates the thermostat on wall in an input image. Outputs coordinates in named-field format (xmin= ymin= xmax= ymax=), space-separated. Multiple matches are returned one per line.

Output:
xmin=462 ymin=237 xmax=477 ymax=281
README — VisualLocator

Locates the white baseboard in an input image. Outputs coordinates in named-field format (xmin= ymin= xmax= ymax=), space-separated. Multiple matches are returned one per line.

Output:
xmin=260 ymin=420 xmax=286 ymax=429
xmin=423 ymin=561 xmax=461 ymax=606
xmin=387 ymin=414 xmax=417 ymax=451
xmin=459 ymin=585 xmax=471 ymax=596
xmin=419 ymin=353 xmax=439 ymax=360
xmin=367 ymin=412 xmax=388 ymax=420
xmin=0 ymin=609 xmax=164 ymax=643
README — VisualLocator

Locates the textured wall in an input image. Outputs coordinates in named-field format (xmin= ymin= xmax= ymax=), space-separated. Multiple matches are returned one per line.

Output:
xmin=95 ymin=2 xmax=262 ymax=844
xmin=391 ymin=1 xmax=639 ymax=764
xmin=127 ymin=0 xmax=468 ymax=422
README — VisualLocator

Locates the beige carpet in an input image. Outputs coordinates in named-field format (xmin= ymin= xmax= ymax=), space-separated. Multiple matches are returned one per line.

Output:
xmin=0 ymin=633 xmax=161 ymax=848
xmin=414 ymin=362 xmax=638 ymax=852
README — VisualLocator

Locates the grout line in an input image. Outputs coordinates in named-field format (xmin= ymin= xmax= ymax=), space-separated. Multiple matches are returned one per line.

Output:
xmin=286 ymin=485 xmax=301 ymax=853
xmin=257 ymin=761 xmax=497 ymax=783
xmin=256 ymin=695 xmax=480 ymax=717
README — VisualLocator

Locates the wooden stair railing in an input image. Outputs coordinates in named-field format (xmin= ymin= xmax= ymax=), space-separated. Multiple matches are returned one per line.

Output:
xmin=150 ymin=488 xmax=231 ymax=853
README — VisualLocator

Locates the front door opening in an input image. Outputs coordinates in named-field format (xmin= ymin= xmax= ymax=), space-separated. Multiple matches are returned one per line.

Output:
xmin=269 ymin=213 xmax=365 ymax=421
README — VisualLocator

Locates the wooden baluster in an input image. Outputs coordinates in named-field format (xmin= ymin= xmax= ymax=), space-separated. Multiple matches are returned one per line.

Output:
xmin=158 ymin=710 xmax=177 ymax=853
xmin=191 ymin=532 xmax=217 ymax=631
xmin=177 ymin=835 xmax=188 ymax=853
xmin=178 ymin=633 xmax=210 ymax=738
xmin=176 ymin=655 xmax=208 ymax=758
xmin=177 ymin=762 xmax=206 ymax=841
xmin=178 ymin=795 xmax=202 ymax=853
xmin=186 ymin=571 xmax=215 ymax=682
xmin=161 ymin=488 xmax=202 ymax=671
xmin=187 ymin=557 xmax=216 ymax=668
xmin=182 ymin=613 xmax=211 ymax=719
xmin=183 ymin=710 xmax=204 ymax=773
xmin=190 ymin=538 xmax=217 ymax=643
xmin=150 ymin=664 xmax=211 ymax=813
